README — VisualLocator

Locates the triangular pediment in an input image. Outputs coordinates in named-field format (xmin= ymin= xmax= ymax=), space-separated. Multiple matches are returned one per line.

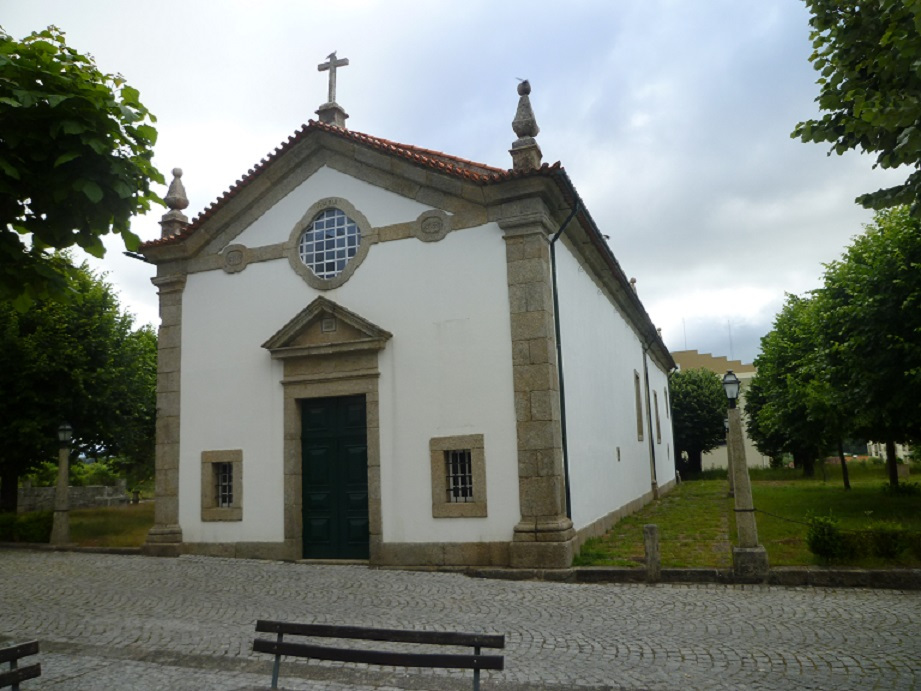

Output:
xmin=140 ymin=122 xmax=502 ymax=263
xmin=262 ymin=296 xmax=392 ymax=359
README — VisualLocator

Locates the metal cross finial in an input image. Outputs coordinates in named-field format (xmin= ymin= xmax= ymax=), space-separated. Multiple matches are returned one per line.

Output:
xmin=318 ymin=51 xmax=349 ymax=103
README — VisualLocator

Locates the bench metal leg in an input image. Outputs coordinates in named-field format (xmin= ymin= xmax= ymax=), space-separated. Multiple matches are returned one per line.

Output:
xmin=271 ymin=632 xmax=283 ymax=690
xmin=473 ymin=645 xmax=481 ymax=691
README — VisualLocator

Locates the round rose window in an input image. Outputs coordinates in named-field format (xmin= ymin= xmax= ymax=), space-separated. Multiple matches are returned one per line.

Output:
xmin=297 ymin=208 xmax=361 ymax=279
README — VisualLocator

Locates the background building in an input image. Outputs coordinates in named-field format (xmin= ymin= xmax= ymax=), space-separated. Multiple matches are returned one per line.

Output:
xmin=671 ymin=350 xmax=770 ymax=469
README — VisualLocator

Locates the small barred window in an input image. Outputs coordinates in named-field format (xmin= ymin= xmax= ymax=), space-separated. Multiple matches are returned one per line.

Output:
xmin=445 ymin=449 xmax=474 ymax=504
xmin=298 ymin=208 xmax=361 ymax=279
xmin=215 ymin=462 xmax=233 ymax=508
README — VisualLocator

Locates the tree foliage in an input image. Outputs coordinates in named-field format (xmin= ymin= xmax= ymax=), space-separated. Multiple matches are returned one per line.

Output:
xmin=820 ymin=206 xmax=921 ymax=484
xmin=749 ymin=207 xmax=920 ymax=486
xmin=0 ymin=259 xmax=157 ymax=512
xmin=792 ymin=1 xmax=921 ymax=214
xmin=0 ymin=26 xmax=163 ymax=309
xmin=670 ymin=367 xmax=727 ymax=476
xmin=747 ymin=294 xmax=833 ymax=477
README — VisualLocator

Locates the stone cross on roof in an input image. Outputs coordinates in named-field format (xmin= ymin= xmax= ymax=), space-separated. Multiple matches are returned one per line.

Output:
xmin=318 ymin=51 xmax=349 ymax=104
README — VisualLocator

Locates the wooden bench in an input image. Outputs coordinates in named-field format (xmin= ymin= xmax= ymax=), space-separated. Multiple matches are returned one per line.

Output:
xmin=253 ymin=619 xmax=504 ymax=690
xmin=0 ymin=642 xmax=40 ymax=690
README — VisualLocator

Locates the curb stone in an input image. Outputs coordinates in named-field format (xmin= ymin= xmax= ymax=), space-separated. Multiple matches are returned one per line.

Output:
xmin=3 ymin=543 xmax=920 ymax=589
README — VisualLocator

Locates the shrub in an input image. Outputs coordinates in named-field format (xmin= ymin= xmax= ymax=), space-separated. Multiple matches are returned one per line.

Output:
xmin=866 ymin=521 xmax=909 ymax=559
xmin=0 ymin=513 xmax=15 ymax=541
xmin=0 ymin=511 xmax=53 ymax=543
xmin=14 ymin=511 xmax=53 ymax=543
xmin=79 ymin=460 xmax=120 ymax=487
xmin=806 ymin=513 xmax=916 ymax=562
xmin=25 ymin=461 xmax=58 ymax=487
xmin=909 ymin=532 xmax=921 ymax=561
xmin=880 ymin=481 xmax=921 ymax=496
xmin=806 ymin=513 xmax=852 ymax=562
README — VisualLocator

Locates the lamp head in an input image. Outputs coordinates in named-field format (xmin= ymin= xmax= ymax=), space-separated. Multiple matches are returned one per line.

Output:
xmin=722 ymin=370 xmax=741 ymax=409
xmin=57 ymin=422 xmax=73 ymax=444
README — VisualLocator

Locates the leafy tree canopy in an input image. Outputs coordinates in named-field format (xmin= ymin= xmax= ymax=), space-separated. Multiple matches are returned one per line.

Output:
xmin=670 ymin=367 xmax=727 ymax=476
xmin=820 ymin=206 xmax=921 ymax=451
xmin=792 ymin=1 xmax=921 ymax=214
xmin=750 ymin=206 xmax=920 ymax=485
xmin=0 ymin=257 xmax=157 ymax=512
xmin=748 ymin=294 xmax=832 ymax=476
xmin=0 ymin=26 xmax=163 ymax=309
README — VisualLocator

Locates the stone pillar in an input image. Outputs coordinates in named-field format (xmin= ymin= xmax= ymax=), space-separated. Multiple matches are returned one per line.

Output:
xmin=726 ymin=419 xmax=735 ymax=497
xmin=501 ymin=211 xmax=574 ymax=569
xmin=50 ymin=444 xmax=70 ymax=545
xmin=144 ymin=273 xmax=186 ymax=555
xmin=643 ymin=524 xmax=661 ymax=583
xmin=728 ymin=406 xmax=768 ymax=580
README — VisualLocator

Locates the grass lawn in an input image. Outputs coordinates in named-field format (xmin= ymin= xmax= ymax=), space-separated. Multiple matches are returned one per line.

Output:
xmin=575 ymin=461 xmax=921 ymax=568
xmin=70 ymin=501 xmax=154 ymax=548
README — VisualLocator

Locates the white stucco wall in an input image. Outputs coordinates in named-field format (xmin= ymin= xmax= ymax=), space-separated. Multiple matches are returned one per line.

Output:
xmin=178 ymin=166 xmax=520 ymax=545
xmin=554 ymin=239 xmax=675 ymax=532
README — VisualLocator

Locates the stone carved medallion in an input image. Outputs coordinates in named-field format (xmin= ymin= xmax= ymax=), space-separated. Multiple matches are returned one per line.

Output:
xmin=414 ymin=210 xmax=451 ymax=242
xmin=222 ymin=244 xmax=249 ymax=273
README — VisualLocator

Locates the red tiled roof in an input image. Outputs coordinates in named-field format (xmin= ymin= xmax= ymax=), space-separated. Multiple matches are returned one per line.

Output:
xmin=141 ymin=120 xmax=562 ymax=249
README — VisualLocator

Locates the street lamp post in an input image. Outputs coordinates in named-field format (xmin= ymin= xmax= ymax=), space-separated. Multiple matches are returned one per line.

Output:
xmin=50 ymin=422 xmax=73 ymax=546
xmin=724 ymin=416 xmax=734 ymax=497
xmin=722 ymin=371 xmax=768 ymax=581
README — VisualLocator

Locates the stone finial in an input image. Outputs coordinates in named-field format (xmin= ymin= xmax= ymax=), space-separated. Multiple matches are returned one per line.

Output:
xmin=160 ymin=168 xmax=190 ymax=238
xmin=316 ymin=51 xmax=350 ymax=129
xmin=510 ymin=79 xmax=543 ymax=171
xmin=630 ymin=277 xmax=637 ymax=292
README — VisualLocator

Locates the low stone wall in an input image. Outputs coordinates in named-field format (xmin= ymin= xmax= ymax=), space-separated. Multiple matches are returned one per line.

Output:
xmin=18 ymin=480 xmax=129 ymax=513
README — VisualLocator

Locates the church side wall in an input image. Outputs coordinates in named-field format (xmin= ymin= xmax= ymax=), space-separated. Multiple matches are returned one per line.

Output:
xmin=178 ymin=168 xmax=519 ymax=547
xmin=554 ymin=238 xmax=675 ymax=534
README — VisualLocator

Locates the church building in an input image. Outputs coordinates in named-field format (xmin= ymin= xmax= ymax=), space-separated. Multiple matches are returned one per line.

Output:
xmin=140 ymin=55 xmax=676 ymax=569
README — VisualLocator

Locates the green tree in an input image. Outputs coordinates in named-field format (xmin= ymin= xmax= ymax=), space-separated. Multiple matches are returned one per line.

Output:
xmin=0 ymin=26 xmax=163 ymax=309
xmin=742 ymin=376 xmax=785 ymax=465
xmin=670 ymin=368 xmax=727 ymax=476
xmin=820 ymin=206 xmax=921 ymax=486
xmin=748 ymin=295 xmax=831 ymax=477
xmin=0 ymin=259 xmax=157 ymax=512
xmin=792 ymin=1 xmax=921 ymax=214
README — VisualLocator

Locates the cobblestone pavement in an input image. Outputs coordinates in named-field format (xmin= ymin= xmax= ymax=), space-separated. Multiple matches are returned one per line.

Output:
xmin=1 ymin=550 xmax=919 ymax=690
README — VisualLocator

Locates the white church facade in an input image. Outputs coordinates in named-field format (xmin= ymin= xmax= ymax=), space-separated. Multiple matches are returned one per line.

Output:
xmin=140 ymin=66 xmax=675 ymax=569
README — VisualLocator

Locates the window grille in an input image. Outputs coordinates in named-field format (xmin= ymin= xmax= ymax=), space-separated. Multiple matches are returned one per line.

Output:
xmin=445 ymin=449 xmax=473 ymax=503
xmin=215 ymin=462 xmax=234 ymax=508
xmin=298 ymin=208 xmax=361 ymax=279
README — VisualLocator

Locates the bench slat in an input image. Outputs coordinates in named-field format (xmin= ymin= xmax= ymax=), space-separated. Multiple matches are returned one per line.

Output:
xmin=255 ymin=620 xmax=504 ymax=649
xmin=253 ymin=638 xmax=504 ymax=671
xmin=0 ymin=663 xmax=42 ymax=688
xmin=0 ymin=642 xmax=39 ymax=665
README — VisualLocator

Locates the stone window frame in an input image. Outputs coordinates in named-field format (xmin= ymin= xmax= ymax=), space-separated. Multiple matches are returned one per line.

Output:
xmin=634 ymin=371 xmax=644 ymax=442
xmin=201 ymin=449 xmax=243 ymax=521
xmin=430 ymin=434 xmax=487 ymax=518
xmin=287 ymin=197 xmax=377 ymax=290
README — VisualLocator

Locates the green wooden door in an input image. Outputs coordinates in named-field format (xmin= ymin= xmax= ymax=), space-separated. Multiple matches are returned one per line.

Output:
xmin=301 ymin=395 xmax=369 ymax=559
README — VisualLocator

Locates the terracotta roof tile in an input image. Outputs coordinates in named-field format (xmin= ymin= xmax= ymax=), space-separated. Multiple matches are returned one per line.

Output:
xmin=141 ymin=121 xmax=562 ymax=249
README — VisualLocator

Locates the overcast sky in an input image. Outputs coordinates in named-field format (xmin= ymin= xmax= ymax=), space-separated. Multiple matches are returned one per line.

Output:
xmin=4 ymin=1 xmax=904 ymax=364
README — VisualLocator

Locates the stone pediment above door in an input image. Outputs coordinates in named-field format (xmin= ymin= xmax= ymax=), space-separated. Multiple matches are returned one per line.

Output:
xmin=262 ymin=296 xmax=392 ymax=359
